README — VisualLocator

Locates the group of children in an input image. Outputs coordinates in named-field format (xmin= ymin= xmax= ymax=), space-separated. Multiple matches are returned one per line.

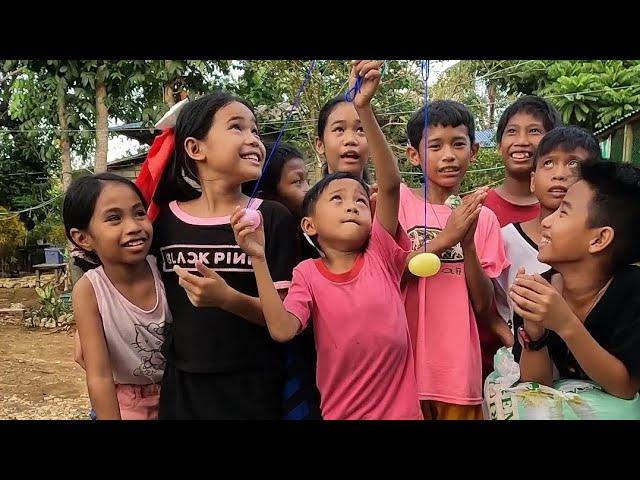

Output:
xmin=65 ymin=60 xmax=640 ymax=420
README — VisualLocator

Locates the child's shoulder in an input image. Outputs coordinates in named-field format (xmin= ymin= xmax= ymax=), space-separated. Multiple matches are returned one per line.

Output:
xmin=72 ymin=273 xmax=98 ymax=304
xmin=479 ymin=205 xmax=500 ymax=225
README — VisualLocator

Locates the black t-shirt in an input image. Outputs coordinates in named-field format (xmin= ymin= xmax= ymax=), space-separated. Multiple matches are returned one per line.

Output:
xmin=513 ymin=265 xmax=640 ymax=381
xmin=152 ymin=199 xmax=299 ymax=373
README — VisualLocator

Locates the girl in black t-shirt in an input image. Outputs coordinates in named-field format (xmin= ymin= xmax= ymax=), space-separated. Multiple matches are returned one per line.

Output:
xmin=138 ymin=92 xmax=299 ymax=419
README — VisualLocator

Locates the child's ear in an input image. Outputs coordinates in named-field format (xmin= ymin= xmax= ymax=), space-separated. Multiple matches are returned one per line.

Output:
xmin=407 ymin=145 xmax=422 ymax=168
xmin=530 ymin=170 xmax=536 ymax=194
xmin=301 ymin=216 xmax=317 ymax=237
xmin=589 ymin=226 xmax=615 ymax=256
xmin=314 ymin=136 xmax=326 ymax=156
xmin=470 ymin=142 xmax=480 ymax=163
xmin=69 ymin=229 xmax=94 ymax=253
xmin=184 ymin=137 xmax=206 ymax=162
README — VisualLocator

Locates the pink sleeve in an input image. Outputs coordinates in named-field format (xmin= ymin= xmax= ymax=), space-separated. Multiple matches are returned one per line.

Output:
xmin=369 ymin=216 xmax=411 ymax=281
xmin=282 ymin=264 xmax=313 ymax=331
xmin=474 ymin=208 xmax=510 ymax=279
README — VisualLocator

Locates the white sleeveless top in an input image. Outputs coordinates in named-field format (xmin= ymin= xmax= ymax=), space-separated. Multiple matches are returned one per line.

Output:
xmin=84 ymin=256 xmax=171 ymax=385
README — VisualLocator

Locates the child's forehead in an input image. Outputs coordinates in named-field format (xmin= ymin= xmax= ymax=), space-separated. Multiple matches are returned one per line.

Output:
xmin=323 ymin=178 xmax=368 ymax=195
xmin=95 ymin=182 xmax=143 ymax=209
xmin=427 ymin=123 xmax=470 ymax=139
xmin=564 ymin=180 xmax=593 ymax=206
xmin=328 ymin=102 xmax=359 ymax=122
xmin=538 ymin=145 xmax=589 ymax=159
xmin=506 ymin=110 xmax=545 ymax=126
xmin=215 ymin=101 xmax=256 ymax=123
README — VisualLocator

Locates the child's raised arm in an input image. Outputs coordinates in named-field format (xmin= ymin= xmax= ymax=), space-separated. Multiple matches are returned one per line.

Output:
xmin=351 ymin=60 xmax=401 ymax=235
xmin=230 ymin=208 xmax=301 ymax=342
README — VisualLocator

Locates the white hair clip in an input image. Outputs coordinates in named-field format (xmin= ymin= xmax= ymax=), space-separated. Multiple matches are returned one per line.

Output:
xmin=155 ymin=98 xmax=190 ymax=130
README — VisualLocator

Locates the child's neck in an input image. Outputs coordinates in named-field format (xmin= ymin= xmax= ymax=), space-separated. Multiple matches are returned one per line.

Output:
xmin=555 ymin=261 xmax=613 ymax=321
xmin=183 ymin=180 xmax=248 ymax=217
xmin=102 ymin=258 xmax=150 ymax=288
xmin=520 ymin=204 xmax=556 ymax=246
xmin=412 ymin=181 xmax=457 ymax=205
xmin=321 ymin=247 xmax=361 ymax=273
xmin=497 ymin=175 xmax=537 ymax=205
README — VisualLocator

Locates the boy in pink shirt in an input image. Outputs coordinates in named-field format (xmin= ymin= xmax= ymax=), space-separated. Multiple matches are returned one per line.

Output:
xmin=230 ymin=60 xmax=422 ymax=420
xmin=399 ymin=100 xmax=509 ymax=420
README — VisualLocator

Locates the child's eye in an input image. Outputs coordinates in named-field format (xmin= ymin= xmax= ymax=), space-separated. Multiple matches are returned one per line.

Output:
xmin=544 ymin=160 xmax=553 ymax=167
xmin=135 ymin=209 xmax=147 ymax=217
xmin=356 ymin=198 xmax=367 ymax=205
xmin=428 ymin=144 xmax=440 ymax=150
xmin=230 ymin=123 xmax=242 ymax=131
xmin=569 ymin=160 xmax=579 ymax=167
xmin=357 ymin=127 xmax=365 ymax=133
xmin=454 ymin=142 xmax=467 ymax=148
xmin=530 ymin=128 xmax=542 ymax=134
xmin=333 ymin=127 xmax=344 ymax=133
xmin=506 ymin=128 xmax=516 ymax=135
xmin=330 ymin=195 xmax=341 ymax=201
xmin=106 ymin=215 xmax=120 ymax=222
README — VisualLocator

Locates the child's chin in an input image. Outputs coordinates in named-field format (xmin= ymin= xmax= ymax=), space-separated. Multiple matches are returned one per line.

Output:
xmin=536 ymin=249 xmax=552 ymax=265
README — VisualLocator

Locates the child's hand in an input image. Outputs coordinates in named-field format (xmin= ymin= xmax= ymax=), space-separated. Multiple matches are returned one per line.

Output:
xmin=439 ymin=188 xmax=486 ymax=249
xmin=510 ymin=268 xmax=579 ymax=340
xmin=230 ymin=207 xmax=266 ymax=259
xmin=460 ymin=187 xmax=488 ymax=249
xmin=174 ymin=262 xmax=232 ymax=308
xmin=350 ymin=60 xmax=383 ymax=109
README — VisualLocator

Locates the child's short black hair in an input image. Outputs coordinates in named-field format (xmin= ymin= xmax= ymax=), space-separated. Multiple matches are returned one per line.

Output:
xmin=302 ymin=171 xmax=370 ymax=218
xmin=579 ymin=161 xmax=640 ymax=269
xmin=63 ymin=172 xmax=147 ymax=244
xmin=258 ymin=141 xmax=304 ymax=198
xmin=533 ymin=126 xmax=602 ymax=170
xmin=496 ymin=95 xmax=562 ymax=144
xmin=407 ymin=100 xmax=476 ymax=151
xmin=63 ymin=173 xmax=147 ymax=269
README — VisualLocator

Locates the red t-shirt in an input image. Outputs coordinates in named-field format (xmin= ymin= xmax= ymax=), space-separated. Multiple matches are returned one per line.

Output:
xmin=484 ymin=188 xmax=540 ymax=228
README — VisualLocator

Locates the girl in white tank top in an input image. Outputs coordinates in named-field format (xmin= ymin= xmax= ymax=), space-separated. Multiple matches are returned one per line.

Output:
xmin=64 ymin=173 xmax=171 ymax=420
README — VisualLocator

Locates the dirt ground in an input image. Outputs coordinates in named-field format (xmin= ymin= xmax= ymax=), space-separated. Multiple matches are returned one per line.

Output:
xmin=0 ymin=287 xmax=90 ymax=420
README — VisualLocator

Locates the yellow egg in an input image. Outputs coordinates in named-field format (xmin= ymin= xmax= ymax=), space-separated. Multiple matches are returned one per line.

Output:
xmin=408 ymin=252 xmax=441 ymax=277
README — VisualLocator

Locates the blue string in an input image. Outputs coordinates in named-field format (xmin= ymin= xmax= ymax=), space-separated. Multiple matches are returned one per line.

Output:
xmin=247 ymin=60 xmax=317 ymax=208
xmin=422 ymin=60 xmax=430 ymax=252
xmin=345 ymin=75 xmax=363 ymax=102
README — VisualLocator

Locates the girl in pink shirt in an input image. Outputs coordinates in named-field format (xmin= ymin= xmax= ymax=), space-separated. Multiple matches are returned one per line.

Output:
xmin=64 ymin=173 xmax=170 ymax=420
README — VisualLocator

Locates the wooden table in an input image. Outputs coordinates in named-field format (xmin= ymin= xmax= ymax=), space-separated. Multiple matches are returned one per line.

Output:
xmin=32 ymin=263 xmax=67 ymax=286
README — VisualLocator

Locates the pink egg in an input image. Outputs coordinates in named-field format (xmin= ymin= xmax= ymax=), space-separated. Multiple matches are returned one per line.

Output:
xmin=241 ymin=208 xmax=261 ymax=228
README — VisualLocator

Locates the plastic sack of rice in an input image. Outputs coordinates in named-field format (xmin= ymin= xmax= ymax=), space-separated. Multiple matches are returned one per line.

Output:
xmin=483 ymin=347 xmax=640 ymax=420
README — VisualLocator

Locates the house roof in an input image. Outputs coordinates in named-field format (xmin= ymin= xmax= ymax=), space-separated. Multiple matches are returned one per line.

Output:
xmin=109 ymin=122 xmax=160 ymax=145
xmin=476 ymin=129 xmax=496 ymax=147
xmin=594 ymin=108 xmax=640 ymax=137
xmin=107 ymin=150 xmax=148 ymax=169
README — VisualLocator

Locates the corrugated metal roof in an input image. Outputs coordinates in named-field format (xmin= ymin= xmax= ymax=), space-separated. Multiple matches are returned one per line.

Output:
xmin=594 ymin=108 xmax=640 ymax=136
xmin=476 ymin=129 xmax=496 ymax=147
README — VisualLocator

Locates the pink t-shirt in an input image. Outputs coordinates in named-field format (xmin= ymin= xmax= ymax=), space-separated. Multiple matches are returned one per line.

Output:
xmin=398 ymin=184 xmax=509 ymax=405
xmin=283 ymin=218 xmax=423 ymax=420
